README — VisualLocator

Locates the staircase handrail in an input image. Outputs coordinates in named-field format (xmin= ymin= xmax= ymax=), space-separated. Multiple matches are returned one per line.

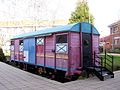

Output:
xmin=105 ymin=50 xmax=114 ymax=72
xmin=94 ymin=51 xmax=103 ymax=75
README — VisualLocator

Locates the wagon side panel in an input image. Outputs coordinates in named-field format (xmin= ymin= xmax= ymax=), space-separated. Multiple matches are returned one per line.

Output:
xmin=36 ymin=39 xmax=44 ymax=66
xmin=10 ymin=40 xmax=15 ymax=61
xmin=46 ymin=35 xmax=55 ymax=68
xmin=14 ymin=39 xmax=20 ymax=61
xmin=29 ymin=38 xmax=36 ymax=64
xmin=23 ymin=38 xmax=36 ymax=64
xmin=55 ymin=33 xmax=68 ymax=71
xmin=70 ymin=32 xmax=80 ymax=70
xmin=93 ymin=35 xmax=99 ymax=53
xmin=19 ymin=40 xmax=24 ymax=61
xmin=23 ymin=39 xmax=29 ymax=62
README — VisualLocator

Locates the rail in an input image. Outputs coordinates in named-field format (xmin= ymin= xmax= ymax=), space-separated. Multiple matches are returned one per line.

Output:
xmin=104 ymin=50 xmax=114 ymax=72
xmin=93 ymin=50 xmax=114 ymax=81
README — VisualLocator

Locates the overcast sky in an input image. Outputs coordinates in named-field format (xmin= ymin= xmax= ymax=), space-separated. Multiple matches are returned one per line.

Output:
xmin=0 ymin=0 xmax=120 ymax=37
xmin=88 ymin=0 xmax=120 ymax=37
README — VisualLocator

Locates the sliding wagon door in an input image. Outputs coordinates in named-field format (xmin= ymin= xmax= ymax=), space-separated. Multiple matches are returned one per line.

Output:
xmin=23 ymin=38 xmax=36 ymax=64
xmin=36 ymin=36 xmax=55 ymax=68
xmin=55 ymin=34 xmax=68 ymax=71
xmin=46 ymin=36 xmax=54 ymax=68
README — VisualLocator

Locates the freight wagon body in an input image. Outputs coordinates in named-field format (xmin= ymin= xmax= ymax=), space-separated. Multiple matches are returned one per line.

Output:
xmin=10 ymin=22 xmax=99 ymax=78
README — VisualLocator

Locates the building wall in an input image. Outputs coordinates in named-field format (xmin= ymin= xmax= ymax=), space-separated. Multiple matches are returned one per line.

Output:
xmin=70 ymin=32 xmax=80 ymax=69
xmin=14 ymin=39 xmax=20 ymax=61
xmin=0 ymin=26 xmax=36 ymax=56
xmin=100 ymin=35 xmax=112 ymax=51
xmin=109 ymin=21 xmax=120 ymax=49
xmin=93 ymin=35 xmax=99 ymax=53
xmin=0 ymin=20 xmax=68 ymax=55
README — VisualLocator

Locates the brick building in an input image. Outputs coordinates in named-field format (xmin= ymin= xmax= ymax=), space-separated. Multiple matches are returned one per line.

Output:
xmin=100 ymin=35 xmax=112 ymax=52
xmin=108 ymin=20 xmax=120 ymax=50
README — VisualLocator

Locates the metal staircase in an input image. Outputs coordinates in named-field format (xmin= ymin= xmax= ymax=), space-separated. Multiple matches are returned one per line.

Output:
xmin=86 ymin=50 xmax=114 ymax=81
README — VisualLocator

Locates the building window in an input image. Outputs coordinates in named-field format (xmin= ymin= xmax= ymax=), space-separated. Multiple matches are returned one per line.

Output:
xmin=113 ymin=27 xmax=118 ymax=34
xmin=114 ymin=39 xmax=118 ymax=45
xmin=110 ymin=28 xmax=112 ymax=34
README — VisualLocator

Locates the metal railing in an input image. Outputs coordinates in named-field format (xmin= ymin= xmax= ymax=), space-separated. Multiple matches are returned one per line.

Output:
xmin=94 ymin=51 xmax=103 ymax=75
xmin=104 ymin=50 xmax=114 ymax=72
xmin=94 ymin=50 xmax=114 ymax=73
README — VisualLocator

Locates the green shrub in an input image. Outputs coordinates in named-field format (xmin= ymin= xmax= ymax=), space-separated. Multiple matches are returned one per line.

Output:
xmin=0 ymin=47 xmax=6 ymax=62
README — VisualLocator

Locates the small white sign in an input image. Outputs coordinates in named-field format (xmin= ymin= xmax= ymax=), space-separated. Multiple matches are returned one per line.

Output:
xmin=19 ymin=45 xmax=23 ymax=51
xmin=24 ymin=51 xmax=29 ymax=62
xmin=56 ymin=43 xmax=68 ymax=53
xmin=37 ymin=38 xmax=44 ymax=45
xmin=10 ymin=45 xmax=14 ymax=51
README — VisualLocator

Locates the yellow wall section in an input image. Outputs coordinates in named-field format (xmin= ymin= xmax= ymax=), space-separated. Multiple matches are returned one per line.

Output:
xmin=14 ymin=52 xmax=68 ymax=59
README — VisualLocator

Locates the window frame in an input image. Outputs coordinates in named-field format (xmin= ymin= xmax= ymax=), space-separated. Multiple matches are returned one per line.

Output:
xmin=55 ymin=34 xmax=68 ymax=54
xmin=11 ymin=41 xmax=14 ymax=45
xmin=56 ymin=34 xmax=68 ymax=44
xmin=19 ymin=40 xmax=23 ymax=45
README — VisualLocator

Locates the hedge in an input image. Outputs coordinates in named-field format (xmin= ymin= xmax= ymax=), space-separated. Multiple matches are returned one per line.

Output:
xmin=0 ymin=47 xmax=6 ymax=62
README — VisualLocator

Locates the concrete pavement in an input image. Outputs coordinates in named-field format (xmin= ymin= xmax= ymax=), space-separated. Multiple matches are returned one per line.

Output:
xmin=101 ymin=53 xmax=120 ymax=56
xmin=0 ymin=62 xmax=120 ymax=90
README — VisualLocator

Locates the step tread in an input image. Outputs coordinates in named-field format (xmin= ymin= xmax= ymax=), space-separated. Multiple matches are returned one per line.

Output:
xmin=95 ymin=68 xmax=106 ymax=71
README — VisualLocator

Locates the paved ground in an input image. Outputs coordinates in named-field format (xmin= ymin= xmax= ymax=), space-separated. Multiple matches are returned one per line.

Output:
xmin=101 ymin=53 xmax=120 ymax=56
xmin=0 ymin=62 xmax=120 ymax=90
xmin=107 ymin=53 xmax=120 ymax=56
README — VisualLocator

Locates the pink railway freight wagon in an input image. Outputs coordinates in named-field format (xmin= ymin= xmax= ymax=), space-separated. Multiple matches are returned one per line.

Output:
xmin=10 ymin=22 xmax=114 ymax=81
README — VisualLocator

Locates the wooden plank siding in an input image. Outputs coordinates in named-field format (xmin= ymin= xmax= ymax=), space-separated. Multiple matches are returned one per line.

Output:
xmin=10 ymin=40 xmax=15 ymax=61
xmin=36 ymin=45 xmax=44 ymax=65
xmin=93 ymin=35 xmax=99 ymax=53
xmin=14 ymin=39 xmax=20 ymax=61
xmin=70 ymin=32 xmax=80 ymax=70
xmin=45 ymin=35 xmax=55 ymax=68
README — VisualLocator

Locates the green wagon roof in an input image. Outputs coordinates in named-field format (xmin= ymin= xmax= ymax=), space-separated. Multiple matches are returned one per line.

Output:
xmin=12 ymin=22 xmax=99 ymax=39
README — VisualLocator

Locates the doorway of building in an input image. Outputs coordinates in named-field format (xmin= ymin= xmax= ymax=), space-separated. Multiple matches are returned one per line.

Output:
xmin=82 ymin=33 xmax=92 ymax=68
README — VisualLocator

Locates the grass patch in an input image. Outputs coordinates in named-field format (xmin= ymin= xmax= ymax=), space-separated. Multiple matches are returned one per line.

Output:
xmin=112 ymin=56 xmax=120 ymax=70
xmin=100 ymin=55 xmax=120 ymax=71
